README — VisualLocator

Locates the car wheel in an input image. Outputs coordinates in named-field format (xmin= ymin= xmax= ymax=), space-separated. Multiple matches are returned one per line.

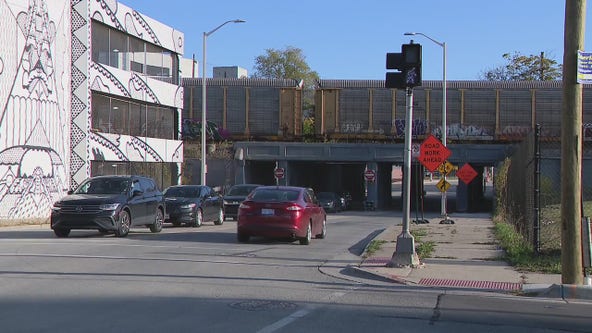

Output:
xmin=115 ymin=210 xmax=131 ymax=237
xmin=316 ymin=218 xmax=327 ymax=239
xmin=214 ymin=208 xmax=224 ymax=225
xmin=300 ymin=222 xmax=312 ymax=245
xmin=149 ymin=208 xmax=164 ymax=233
xmin=53 ymin=228 xmax=70 ymax=238
xmin=237 ymin=232 xmax=249 ymax=243
xmin=191 ymin=209 xmax=203 ymax=228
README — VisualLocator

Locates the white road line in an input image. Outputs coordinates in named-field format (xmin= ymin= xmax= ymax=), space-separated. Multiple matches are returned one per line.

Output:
xmin=256 ymin=308 xmax=312 ymax=333
xmin=255 ymin=289 xmax=353 ymax=333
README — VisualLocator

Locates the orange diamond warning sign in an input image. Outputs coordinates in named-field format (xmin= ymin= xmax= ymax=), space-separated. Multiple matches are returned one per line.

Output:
xmin=457 ymin=163 xmax=478 ymax=184
xmin=419 ymin=135 xmax=451 ymax=172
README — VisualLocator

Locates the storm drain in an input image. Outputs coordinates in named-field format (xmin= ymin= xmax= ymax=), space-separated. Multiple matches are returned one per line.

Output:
xmin=419 ymin=278 xmax=522 ymax=291
xmin=229 ymin=300 xmax=298 ymax=312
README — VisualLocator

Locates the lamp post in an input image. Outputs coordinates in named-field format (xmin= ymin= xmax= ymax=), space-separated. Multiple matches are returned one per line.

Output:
xmin=404 ymin=32 xmax=448 ymax=220
xmin=201 ymin=19 xmax=245 ymax=186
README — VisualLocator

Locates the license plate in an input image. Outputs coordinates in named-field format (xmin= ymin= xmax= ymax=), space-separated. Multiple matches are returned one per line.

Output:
xmin=261 ymin=208 xmax=274 ymax=215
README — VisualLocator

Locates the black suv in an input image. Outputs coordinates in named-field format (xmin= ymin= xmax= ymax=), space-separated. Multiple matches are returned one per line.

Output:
xmin=50 ymin=175 xmax=165 ymax=237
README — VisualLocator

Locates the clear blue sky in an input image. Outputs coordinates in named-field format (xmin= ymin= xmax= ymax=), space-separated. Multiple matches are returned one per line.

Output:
xmin=120 ymin=0 xmax=591 ymax=80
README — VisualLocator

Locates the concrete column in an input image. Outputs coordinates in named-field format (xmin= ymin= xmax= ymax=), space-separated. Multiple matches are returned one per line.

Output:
xmin=456 ymin=181 xmax=468 ymax=213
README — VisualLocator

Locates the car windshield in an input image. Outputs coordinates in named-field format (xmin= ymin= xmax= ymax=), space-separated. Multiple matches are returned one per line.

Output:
xmin=76 ymin=178 xmax=130 ymax=195
xmin=227 ymin=185 xmax=258 ymax=196
xmin=251 ymin=189 xmax=299 ymax=202
xmin=164 ymin=187 xmax=200 ymax=198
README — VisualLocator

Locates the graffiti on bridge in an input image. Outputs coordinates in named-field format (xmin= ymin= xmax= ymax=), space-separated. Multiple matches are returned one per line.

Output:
xmin=432 ymin=123 xmax=493 ymax=140
xmin=393 ymin=119 xmax=428 ymax=137
xmin=182 ymin=119 xmax=229 ymax=141
xmin=341 ymin=121 xmax=362 ymax=133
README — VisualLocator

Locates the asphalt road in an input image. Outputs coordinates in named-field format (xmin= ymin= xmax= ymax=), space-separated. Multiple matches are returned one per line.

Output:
xmin=0 ymin=212 xmax=590 ymax=333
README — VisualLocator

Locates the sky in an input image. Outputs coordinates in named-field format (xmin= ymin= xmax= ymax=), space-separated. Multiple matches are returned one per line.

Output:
xmin=119 ymin=0 xmax=592 ymax=81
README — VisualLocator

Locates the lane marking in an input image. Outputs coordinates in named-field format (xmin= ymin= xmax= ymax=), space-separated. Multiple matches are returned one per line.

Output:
xmin=255 ymin=289 xmax=353 ymax=333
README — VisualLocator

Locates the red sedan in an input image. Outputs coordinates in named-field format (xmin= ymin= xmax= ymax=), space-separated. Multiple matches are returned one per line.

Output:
xmin=237 ymin=186 xmax=327 ymax=245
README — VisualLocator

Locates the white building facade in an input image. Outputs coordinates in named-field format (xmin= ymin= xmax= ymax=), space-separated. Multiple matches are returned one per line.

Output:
xmin=0 ymin=0 xmax=184 ymax=221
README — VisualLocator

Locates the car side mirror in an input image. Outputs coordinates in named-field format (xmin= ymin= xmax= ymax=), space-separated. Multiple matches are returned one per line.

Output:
xmin=132 ymin=189 xmax=143 ymax=197
xmin=67 ymin=190 xmax=74 ymax=195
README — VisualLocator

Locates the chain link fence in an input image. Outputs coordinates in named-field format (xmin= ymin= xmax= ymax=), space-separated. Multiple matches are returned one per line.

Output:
xmin=496 ymin=125 xmax=592 ymax=253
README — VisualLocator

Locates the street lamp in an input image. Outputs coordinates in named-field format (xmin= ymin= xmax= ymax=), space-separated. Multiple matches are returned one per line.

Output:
xmin=201 ymin=19 xmax=245 ymax=185
xmin=404 ymin=32 xmax=449 ymax=221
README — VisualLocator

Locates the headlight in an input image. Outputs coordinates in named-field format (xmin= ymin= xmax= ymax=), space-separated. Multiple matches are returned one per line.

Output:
xmin=100 ymin=203 xmax=120 ymax=211
xmin=180 ymin=203 xmax=197 ymax=209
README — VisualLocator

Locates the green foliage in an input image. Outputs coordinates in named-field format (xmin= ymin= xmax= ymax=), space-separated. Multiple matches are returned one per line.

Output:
xmin=481 ymin=51 xmax=562 ymax=81
xmin=416 ymin=241 xmax=435 ymax=259
xmin=494 ymin=221 xmax=561 ymax=273
xmin=364 ymin=239 xmax=387 ymax=258
xmin=252 ymin=46 xmax=319 ymax=89
xmin=303 ymin=117 xmax=315 ymax=137
xmin=494 ymin=158 xmax=510 ymax=216
xmin=411 ymin=228 xmax=435 ymax=259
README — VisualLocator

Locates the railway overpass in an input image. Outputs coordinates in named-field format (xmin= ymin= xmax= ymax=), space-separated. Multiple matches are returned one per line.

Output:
xmin=230 ymin=141 xmax=513 ymax=213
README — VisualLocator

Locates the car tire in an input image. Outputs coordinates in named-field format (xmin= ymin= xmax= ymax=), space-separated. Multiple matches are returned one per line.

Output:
xmin=214 ymin=208 xmax=224 ymax=225
xmin=115 ymin=210 xmax=131 ymax=237
xmin=316 ymin=218 xmax=327 ymax=239
xmin=53 ymin=228 xmax=70 ymax=238
xmin=300 ymin=223 xmax=312 ymax=245
xmin=191 ymin=209 xmax=203 ymax=228
xmin=237 ymin=232 xmax=249 ymax=243
xmin=149 ymin=208 xmax=164 ymax=233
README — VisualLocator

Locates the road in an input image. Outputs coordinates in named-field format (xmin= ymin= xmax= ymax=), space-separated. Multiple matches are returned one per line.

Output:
xmin=0 ymin=211 xmax=590 ymax=333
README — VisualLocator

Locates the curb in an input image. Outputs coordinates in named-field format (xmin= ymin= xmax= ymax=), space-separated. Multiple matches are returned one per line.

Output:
xmin=527 ymin=284 xmax=592 ymax=301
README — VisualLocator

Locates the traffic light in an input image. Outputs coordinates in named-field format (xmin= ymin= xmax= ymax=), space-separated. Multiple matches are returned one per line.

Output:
xmin=385 ymin=43 xmax=422 ymax=89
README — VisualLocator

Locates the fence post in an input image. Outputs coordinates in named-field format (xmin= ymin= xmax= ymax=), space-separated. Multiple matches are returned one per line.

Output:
xmin=534 ymin=124 xmax=541 ymax=254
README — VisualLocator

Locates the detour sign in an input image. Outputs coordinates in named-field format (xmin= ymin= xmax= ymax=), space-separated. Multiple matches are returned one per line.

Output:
xmin=419 ymin=135 xmax=451 ymax=172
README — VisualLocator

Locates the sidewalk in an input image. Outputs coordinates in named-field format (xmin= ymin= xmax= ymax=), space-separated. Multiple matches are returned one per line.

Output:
xmin=354 ymin=212 xmax=592 ymax=301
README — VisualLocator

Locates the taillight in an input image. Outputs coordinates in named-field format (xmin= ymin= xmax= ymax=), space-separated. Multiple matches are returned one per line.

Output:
xmin=239 ymin=202 xmax=251 ymax=209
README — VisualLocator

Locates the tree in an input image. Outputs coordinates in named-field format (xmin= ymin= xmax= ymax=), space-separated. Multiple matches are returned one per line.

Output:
xmin=252 ymin=46 xmax=319 ymax=116
xmin=480 ymin=52 xmax=562 ymax=81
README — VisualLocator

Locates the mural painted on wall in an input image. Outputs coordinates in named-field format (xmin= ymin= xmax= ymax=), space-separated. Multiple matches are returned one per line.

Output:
xmin=89 ymin=0 xmax=184 ymax=166
xmin=89 ymin=132 xmax=183 ymax=163
xmin=0 ymin=0 xmax=70 ymax=219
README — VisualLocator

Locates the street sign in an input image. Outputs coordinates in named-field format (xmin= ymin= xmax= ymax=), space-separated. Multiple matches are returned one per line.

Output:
xmin=436 ymin=178 xmax=451 ymax=192
xmin=411 ymin=143 xmax=421 ymax=158
xmin=457 ymin=163 xmax=478 ymax=184
xmin=364 ymin=169 xmax=376 ymax=182
xmin=419 ymin=135 xmax=451 ymax=172
xmin=274 ymin=167 xmax=285 ymax=179
xmin=437 ymin=161 xmax=455 ymax=176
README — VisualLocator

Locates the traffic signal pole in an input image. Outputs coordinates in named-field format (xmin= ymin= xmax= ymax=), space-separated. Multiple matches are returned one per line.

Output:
xmin=389 ymin=87 xmax=420 ymax=267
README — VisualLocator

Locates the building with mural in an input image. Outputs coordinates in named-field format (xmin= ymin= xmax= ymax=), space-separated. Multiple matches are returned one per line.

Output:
xmin=0 ymin=0 xmax=184 ymax=221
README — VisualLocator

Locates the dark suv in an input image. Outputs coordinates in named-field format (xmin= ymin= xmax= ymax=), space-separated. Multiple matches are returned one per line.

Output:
xmin=50 ymin=175 xmax=165 ymax=238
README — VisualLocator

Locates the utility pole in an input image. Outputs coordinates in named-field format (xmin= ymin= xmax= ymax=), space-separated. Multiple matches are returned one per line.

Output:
xmin=561 ymin=0 xmax=586 ymax=285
